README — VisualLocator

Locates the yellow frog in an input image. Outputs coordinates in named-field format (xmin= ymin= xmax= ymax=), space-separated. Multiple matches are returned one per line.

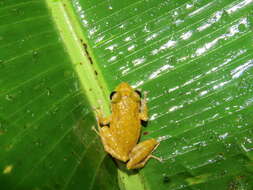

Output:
xmin=94 ymin=82 xmax=160 ymax=169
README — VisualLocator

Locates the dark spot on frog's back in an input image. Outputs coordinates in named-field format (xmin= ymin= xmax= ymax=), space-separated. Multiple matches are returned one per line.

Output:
xmin=163 ymin=175 xmax=170 ymax=184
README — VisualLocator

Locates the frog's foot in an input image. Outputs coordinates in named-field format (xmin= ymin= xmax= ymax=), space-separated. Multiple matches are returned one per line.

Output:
xmin=149 ymin=154 xmax=163 ymax=162
xmin=147 ymin=142 xmax=163 ymax=162
xmin=126 ymin=138 xmax=161 ymax=169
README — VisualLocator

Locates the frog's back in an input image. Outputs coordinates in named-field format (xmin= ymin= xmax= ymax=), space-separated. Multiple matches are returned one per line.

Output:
xmin=110 ymin=98 xmax=141 ymax=155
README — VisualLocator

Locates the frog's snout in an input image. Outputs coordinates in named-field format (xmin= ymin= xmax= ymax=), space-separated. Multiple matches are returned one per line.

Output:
xmin=121 ymin=91 xmax=131 ymax=97
xmin=116 ymin=82 xmax=132 ymax=92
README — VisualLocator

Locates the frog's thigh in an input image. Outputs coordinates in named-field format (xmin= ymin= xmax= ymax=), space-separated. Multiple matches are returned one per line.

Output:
xmin=99 ymin=127 xmax=128 ymax=162
xmin=126 ymin=138 xmax=158 ymax=169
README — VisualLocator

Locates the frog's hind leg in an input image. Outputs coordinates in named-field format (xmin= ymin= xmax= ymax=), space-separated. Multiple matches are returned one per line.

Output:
xmin=126 ymin=138 xmax=161 ymax=169
xmin=99 ymin=126 xmax=129 ymax=162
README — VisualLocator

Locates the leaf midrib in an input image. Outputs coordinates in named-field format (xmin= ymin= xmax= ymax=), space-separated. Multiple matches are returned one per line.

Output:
xmin=45 ymin=0 xmax=146 ymax=190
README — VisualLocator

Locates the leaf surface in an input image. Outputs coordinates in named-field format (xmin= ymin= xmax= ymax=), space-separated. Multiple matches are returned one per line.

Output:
xmin=70 ymin=0 xmax=253 ymax=189
xmin=0 ymin=1 xmax=118 ymax=189
xmin=1 ymin=0 xmax=253 ymax=189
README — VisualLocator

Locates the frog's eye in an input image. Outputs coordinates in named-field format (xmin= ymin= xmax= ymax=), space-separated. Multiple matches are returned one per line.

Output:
xmin=135 ymin=90 xmax=142 ymax=98
xmin=111 ymin=91 xmax=121 ymax=103
xmin=110 ymin=91 xmax=116 ymax=100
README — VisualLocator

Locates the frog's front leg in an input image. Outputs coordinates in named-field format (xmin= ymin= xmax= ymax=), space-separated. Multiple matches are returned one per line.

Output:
xmin=139 ymin=91 xmax=148 ymax=121
xmin=93 ymin=108 xmax=111 ymax=136
xmin=95 ymin=108 xmax=111 ymax=126
xmin=126 ymin=138 xmax=161 ymax=169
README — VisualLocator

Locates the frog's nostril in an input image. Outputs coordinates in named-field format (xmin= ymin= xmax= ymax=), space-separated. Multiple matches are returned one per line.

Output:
xmin=121 ymin=91 xmax=130 ymax=97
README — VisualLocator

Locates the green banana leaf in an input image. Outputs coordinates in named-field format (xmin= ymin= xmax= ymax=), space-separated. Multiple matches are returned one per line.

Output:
xmin=0 ymin=0 xmax=253 ymax=189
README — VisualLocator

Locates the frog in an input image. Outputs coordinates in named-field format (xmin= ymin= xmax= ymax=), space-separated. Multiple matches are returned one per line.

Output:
xmin=94 ymin=82 xmax=161 ymax=169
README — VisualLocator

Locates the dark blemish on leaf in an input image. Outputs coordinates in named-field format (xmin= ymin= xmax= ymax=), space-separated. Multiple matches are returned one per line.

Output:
xmin=143 ymin=131 xmax=149 ymax=135
xmin=163 ymin=176 xmax=170 ymax=184
xmin=94 ymin=70 xmax=98 ymax=75
xmin=221 ymin=170 xmax=227 ymax=176
xmin=88 ymin=57 xmax=93 ymax=64
xmin=80 ymin=39 xmax=93 ymax=64
xmin=54 ymin=183 xmax=61 ymax=189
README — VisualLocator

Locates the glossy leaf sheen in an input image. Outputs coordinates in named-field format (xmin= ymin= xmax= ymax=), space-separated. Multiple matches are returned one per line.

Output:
xmin=71 ymin=0 xmax=253 ymax=189
xmin=0 ymin=0 xmax=118 ymax=189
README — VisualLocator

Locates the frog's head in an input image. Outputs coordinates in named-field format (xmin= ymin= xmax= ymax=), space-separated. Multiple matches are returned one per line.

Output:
xmin=110 ymin=82 xmax=141 ymax=102
xmin=116 ymin=82 xmax=132 ymax=93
